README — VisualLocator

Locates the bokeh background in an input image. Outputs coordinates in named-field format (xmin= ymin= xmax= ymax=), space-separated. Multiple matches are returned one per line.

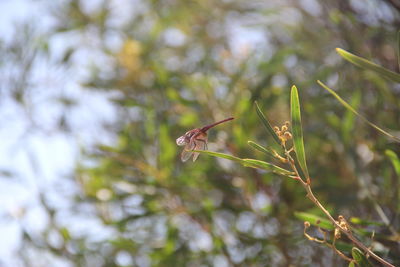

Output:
xmin=0 ymin=0 xmax=399 ymax=266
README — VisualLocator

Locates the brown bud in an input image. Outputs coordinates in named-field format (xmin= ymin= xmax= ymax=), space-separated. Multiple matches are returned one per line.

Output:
xmin=283 ymin=132 xmax=292 ymax=140
xmin=273 ymin=126 xmax=280 ymax=133
xmin=334 ymin=228 xmax=341 ymax=239
xmin=304 ymin=221 xmax=311 ymax=228
xmin=281 ymin=125 xmax=288 ymax=132
xmin=338 ymin=215 xmax=349 ymax=231
xmin=284 ymin=121 xmax=290 ymax=127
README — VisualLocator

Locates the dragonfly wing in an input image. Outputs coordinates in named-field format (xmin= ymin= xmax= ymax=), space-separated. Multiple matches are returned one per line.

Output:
xmin=181 ymin=149 xmax=193 ymax=162
xmin=181 ymin=142 xmax=195 ymax=162
xmin=192 ymin=150 xmax=201 ymax=162
xmin=192 ymin=133 xmax=208 ymax=162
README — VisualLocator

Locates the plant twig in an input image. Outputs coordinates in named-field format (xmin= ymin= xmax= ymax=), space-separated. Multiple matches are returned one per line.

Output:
xmin=283 ymin=143 xmax=395 ymax=267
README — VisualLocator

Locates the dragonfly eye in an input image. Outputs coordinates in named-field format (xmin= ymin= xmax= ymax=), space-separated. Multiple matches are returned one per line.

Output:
xmin=176 ymin=136 xmax=187 ymax=146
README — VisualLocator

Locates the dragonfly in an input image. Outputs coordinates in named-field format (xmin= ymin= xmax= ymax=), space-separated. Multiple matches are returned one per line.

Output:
xmin=176 ymin=117 xmax=234 ymax=162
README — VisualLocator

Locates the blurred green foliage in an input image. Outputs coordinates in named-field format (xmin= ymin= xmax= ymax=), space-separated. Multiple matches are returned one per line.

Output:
xmin=3 ymin=0 xmax=400 ymax=266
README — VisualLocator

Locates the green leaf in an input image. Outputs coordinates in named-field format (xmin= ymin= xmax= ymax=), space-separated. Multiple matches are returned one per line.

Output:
xmin=59 ymin=227 xmax=71 ymax=241
xmin=254 ymin=101 xmax=281 ymax=146
xmin=318 ymin=80 xmax=400 ymax=142
xmin=247 ymin=141 xmax=276 ymax=157
xmin=193 ymin=150 xmax=244 ymax=163
xmin=194 ymin=150 xmax=293 ymax=176
xmin=242 ymin=158 xmax=294 ymax=176
xmin=294 ymin=211 xmax=334 ymax=230
xmin=351 ymin=247 xmax=374 ymax=267
xmin=348 ymin=261 xmax=356 ymax=267
xmin=292 ymin=153 xmax=308 ymax=182
xmin=290 ymin=85 xmax=310 ymax=180
xmin=336 ymin=48 xmax=400 ymax=83
xmin=397 ymin=30 xmax=400 ymax=70
xmin=350 ymin=217 xmax=385 ymax=227
xmin=342 ymin=90 xmax=361 ymax=144
xmin=385 ymin=150 xmax=400 ymax=177
xmin=334 ymin=241 xmax=354 ymax=253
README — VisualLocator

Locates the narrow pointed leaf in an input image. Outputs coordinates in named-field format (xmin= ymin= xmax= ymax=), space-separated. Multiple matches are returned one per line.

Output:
xmin=194 ymin=150 xmax=293 ymax=176
xmin=294 ymin=212 xmax=333 ymax=230
xmin=292 ymin=152 xmax=308 ymax=182
xmin=351 ymin=247 xmax=374 ymax=267
xmin=247 ymin=141 xmax=276 ymax=157
xmin=334 ymin=241 xmax=354 ymax=253
xmin=255 ymin=101 xmax=281 ymax=146
xmin=290 ymin=85 xmax=310 ymax=180
xmin=385 ymin=150 xmax=400 ymax=177
xmin=349 ymin=217 xmax=385 ymax=227
xmin=336 ymin=48 xmax=400 ymax=83
xmin=318 ymin=80 xmax=400 ymax=142
xmin=342 ymin=91 xmax=361 ymax=144
xmin=193 ymin=150 xmax=244 ymax=163
xmin=397 ymin=30 xmax=400 ymax=70
xmin=242 ymin=158 xmax=294 ymax=176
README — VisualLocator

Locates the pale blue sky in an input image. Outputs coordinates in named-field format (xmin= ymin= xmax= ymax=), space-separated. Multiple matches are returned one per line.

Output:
xmin=0 ymin=1 xmax=118 ymax=266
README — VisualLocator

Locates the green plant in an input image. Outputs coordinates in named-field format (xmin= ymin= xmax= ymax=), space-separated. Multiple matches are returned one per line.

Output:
xmin=194 ymin=39 xmax=400 ymax=265
xmin=197 ymin=84 xmax=396 ymax=266
xmin=197 ymin=85 xmax=392 ymax=266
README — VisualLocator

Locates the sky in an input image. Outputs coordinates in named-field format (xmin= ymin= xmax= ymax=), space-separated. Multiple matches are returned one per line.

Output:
xmin=0 ymin=1 xmax=118 ymax=266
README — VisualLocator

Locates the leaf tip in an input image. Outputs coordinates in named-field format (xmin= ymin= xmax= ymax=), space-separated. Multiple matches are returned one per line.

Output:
xmin=336 ymin=47 xmax=344 ymax=54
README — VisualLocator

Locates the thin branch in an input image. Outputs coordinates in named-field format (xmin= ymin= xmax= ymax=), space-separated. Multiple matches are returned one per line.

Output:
xmin=303 ymin=187 xmax=394 ymax=267
xmin=282 ymin=142 xmax=395 ymax=267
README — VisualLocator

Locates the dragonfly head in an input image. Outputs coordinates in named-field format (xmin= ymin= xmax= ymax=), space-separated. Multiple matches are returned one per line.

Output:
xmin=185 ymin=129 xmax=198 ymax=139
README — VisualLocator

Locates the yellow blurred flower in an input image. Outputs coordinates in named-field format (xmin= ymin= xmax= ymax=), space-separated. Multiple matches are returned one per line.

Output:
xmin=118 ymin=39 xmax=142 ymax=72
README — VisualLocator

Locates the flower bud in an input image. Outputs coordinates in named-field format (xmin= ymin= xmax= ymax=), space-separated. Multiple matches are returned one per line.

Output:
xmin=334 ymin=228 xmax=341 ymax=239
xmin=284 ymin=132 xmax=292 ymax=140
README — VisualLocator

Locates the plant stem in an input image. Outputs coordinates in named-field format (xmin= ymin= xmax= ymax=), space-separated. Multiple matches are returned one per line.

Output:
xmin=303 ymin=185 xmax=394 ymax=267
xmin=284 ymin=146 xmax=395 ymax=267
